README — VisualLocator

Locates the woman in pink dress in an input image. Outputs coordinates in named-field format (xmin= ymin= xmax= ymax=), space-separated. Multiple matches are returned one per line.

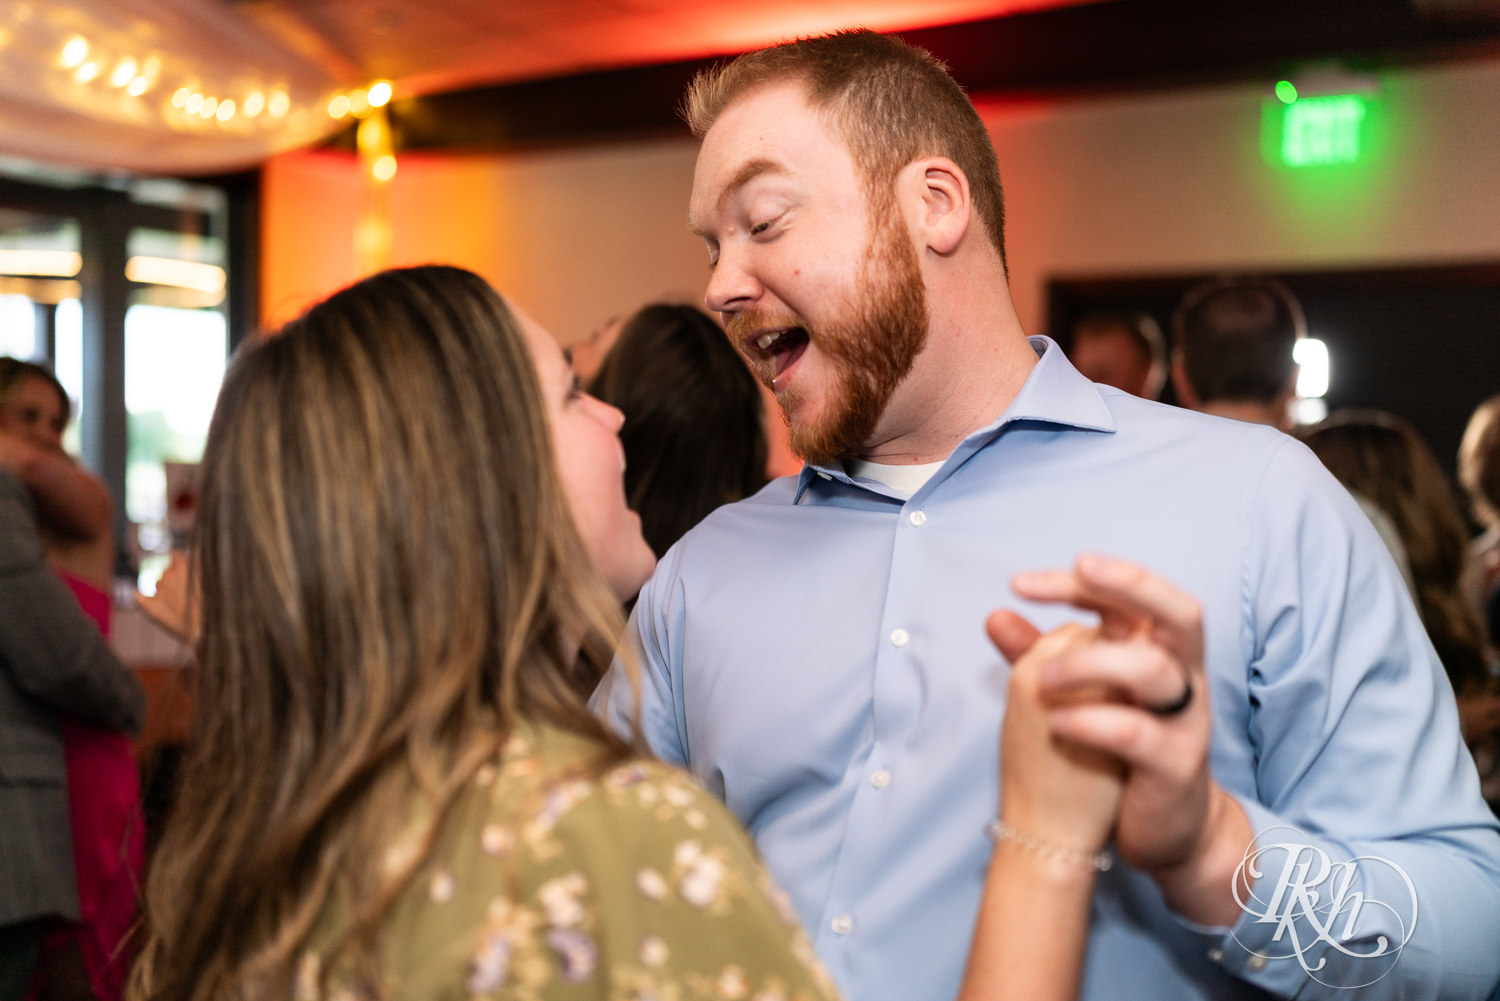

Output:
xmin=0 ymin=358 xmax=143 ymax=1001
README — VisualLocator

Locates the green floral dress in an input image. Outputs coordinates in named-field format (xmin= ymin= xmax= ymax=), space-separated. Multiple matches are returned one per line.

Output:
xmin=295 ymin=724 xmax=841 ymax=1001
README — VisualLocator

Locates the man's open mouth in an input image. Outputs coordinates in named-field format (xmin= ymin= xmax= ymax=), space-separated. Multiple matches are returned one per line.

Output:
xmin=747 ymin=327 xmax=810 ymax=380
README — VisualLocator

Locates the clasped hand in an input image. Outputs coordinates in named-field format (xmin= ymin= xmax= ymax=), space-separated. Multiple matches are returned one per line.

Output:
xmin=990 ymin=553 xmax=1240 ymax=914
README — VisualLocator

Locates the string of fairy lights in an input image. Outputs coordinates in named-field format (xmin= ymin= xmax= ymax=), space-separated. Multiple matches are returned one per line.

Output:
xmin=0 ymin=2 xmax=394 ymax=173
xmin=0 ymin=4 xmax=407 ymax=277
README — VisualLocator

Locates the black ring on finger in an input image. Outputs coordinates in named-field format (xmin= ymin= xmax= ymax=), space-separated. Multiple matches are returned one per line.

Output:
xmin=1146 ymin=677 xmax=1193 ymax=717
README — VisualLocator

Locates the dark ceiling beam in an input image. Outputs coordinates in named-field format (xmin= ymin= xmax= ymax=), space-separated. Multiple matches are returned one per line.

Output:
xmin=326 ymin=0 xmax=1500 ymax=155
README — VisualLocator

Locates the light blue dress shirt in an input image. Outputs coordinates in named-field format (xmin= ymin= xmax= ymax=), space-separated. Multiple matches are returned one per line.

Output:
xmin=595 ymin=337 xmax=1500 ymax=1001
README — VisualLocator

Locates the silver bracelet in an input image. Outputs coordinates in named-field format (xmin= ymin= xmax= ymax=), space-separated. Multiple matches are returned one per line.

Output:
xmin=986 ymin=820 xmax=1113 ymax=872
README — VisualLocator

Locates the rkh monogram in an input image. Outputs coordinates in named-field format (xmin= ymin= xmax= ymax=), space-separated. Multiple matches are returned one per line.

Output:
xmin=1230 ymin=827 xmax=1418 ymax=990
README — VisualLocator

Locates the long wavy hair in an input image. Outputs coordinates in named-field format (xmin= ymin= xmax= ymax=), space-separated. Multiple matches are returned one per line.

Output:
xmin=130 ymin=265 xmax=637 ymax=1001
xmin=1300 ymin=410 xmax=1492 ymax=694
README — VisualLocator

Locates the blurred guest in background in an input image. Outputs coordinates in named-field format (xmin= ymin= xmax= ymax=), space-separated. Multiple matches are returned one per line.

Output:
xmin=1170 ymin=275 xmax=1302 ymax=431
xmin=588 ymin=303 xmax=767 ymax=558
xmin=1460 ymin=395 xmax=1500 ymax=646
xmin=0 ymin=361 xmax=112 ymax=587
xmin=1169 ymin=280 xmax=1418 ymax=585
xmin=0 ymin=359 xmax=144 ymax=1001
xmin=0 ymin=471 xmax=144 ymax=1001
xmin=1066 ymin=309 xmax=1165 ymax=400
xmin=1301 ymin=409 xmax=1500 ymax=811
xmin=0 ymin=466 xmax=145 ymax=1001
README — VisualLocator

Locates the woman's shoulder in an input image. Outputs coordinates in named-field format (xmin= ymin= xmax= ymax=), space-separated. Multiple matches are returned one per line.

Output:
xmin=345 ymin=724 xmax=836 ymax=1001
xmin=471 ymin=722 xmax=757 ymax=881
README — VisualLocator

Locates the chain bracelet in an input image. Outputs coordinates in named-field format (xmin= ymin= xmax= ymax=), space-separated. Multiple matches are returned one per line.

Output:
xmin=986 ymin=820 xmax=1113 ymax=872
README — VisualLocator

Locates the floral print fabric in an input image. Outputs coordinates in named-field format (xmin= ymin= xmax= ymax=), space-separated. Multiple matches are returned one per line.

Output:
xmin=296 ymin=725 xmax=840 ymax=1001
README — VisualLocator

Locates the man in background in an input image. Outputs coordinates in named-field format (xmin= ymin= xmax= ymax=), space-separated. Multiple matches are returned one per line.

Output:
xmin=1068 ymin=308 xmax=1166 ymax=400
xmin=1171 ymin=275 xmax=1302 ymax=430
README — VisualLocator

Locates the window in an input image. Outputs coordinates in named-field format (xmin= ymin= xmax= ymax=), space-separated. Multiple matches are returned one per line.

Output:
xmin=0 ymin=171 xmax=255 ymax=588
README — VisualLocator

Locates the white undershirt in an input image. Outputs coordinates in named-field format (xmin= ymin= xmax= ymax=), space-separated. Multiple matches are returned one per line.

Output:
xmin=844 ymin=457 xmax=947 ymax=497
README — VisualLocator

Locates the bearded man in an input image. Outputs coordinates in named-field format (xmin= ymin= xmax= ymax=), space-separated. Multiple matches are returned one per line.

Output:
xmin=594 ymin=29 xmax=1500 ymax=1001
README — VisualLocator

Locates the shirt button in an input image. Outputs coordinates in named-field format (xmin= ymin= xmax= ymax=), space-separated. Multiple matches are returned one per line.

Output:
xmin=1246 ymin=955 xmax=1267 ymax=972
xmin=908 ymin=510 xmax=927 ymax=526
xmin=870 ymin=769 xmax=891 ymax=788
xmin=1206 ymin=948 xmax=1224 ymax=963
xmin=830 ymin=914 xmax=853 ymax=935
xmin=890 ymin=628 xmax=909 ymax=647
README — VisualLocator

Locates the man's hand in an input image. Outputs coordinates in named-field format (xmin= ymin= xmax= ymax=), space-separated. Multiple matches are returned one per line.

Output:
xmin=1001 ymin=552 xmax=1252 ymax=926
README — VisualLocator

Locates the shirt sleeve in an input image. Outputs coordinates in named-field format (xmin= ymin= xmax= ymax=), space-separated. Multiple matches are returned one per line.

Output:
xmin=1209 ymin=438 xmax=1500 ymax=1000
xmin=590 ymin=549 xmax=691 ymax=769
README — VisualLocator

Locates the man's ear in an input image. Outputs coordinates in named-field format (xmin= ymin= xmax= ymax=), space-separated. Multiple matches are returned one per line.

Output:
xmin=905 ymin=157 xmax=970 ymax=256
xmin=1170 ymin=354 xmax=1200 ymax=410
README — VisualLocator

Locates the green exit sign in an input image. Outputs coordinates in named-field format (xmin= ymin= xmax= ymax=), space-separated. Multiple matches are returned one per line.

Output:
xmin=1279 ymin=94 xmax=1368 ymax=167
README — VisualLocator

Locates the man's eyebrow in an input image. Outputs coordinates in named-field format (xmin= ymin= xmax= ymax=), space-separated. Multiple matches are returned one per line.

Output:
xmin=688 ymin=157 xmax=789 ymax=237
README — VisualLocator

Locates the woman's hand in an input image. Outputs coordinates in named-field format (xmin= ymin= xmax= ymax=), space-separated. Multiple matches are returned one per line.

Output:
xmin=0 ymin=427 xmax=41 ymax=474
xmin=0 ymin=429 xmax=111 ymax=540
xmin=988 ymin=614 xmax=1125 ymax=856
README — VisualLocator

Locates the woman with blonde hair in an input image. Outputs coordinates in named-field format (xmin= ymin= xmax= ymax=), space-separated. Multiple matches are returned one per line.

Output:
xmin=130 ymin=265 xmax=1119 ymax=1001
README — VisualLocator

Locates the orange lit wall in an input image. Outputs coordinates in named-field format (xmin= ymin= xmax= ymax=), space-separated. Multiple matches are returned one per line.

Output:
xmin=261 ymin=138 xmax=802 ymax=476
xmin=262 ymin=139 xmax=707 ymax=339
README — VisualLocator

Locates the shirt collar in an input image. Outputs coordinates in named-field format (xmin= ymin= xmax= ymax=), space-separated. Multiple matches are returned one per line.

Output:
xmin=793 ymin=335 xmax=1116 ymax=502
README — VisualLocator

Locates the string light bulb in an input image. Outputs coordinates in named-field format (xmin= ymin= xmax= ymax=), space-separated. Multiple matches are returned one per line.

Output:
xmin=60 ymin=36 xmax=88 ymax=68
xmin=40 ymin=28 xmax=374 ymax=140
xmin=110 ymin=57 xmax=137 ymax=87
